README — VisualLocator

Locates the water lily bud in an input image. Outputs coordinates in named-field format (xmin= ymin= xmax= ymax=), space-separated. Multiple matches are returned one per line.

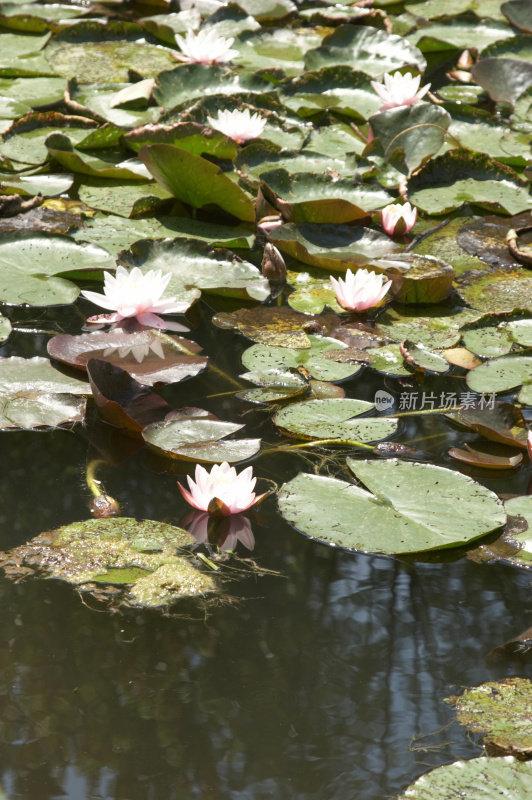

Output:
xmin=90 ymin=494 xmax=120 ymax=518
xmin=457 ymin=50 xmax=474 ymax=70
xmin=381 ymin=202 xmax=417 ymax=237
xmin=262 ymin=243 xmax=286 ymax=285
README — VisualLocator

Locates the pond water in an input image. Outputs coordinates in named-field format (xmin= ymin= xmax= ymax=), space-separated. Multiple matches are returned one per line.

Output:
xmin=0 ymin=305 xmax=530 ymax=800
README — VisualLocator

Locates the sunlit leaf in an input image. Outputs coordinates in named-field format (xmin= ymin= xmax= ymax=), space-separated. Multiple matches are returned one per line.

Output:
xmin=273 ymin=398 xmax=397 ymax=442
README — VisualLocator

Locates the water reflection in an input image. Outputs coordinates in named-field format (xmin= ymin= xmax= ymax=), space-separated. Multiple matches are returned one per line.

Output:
xmin=182 ymin=511 xmax=255 ymax=552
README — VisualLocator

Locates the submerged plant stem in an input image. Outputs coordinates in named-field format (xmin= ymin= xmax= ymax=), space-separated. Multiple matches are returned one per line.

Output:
xmin=86 ymin=458 xmax=107 ymax=498
xmin=267 ymin=438 xmax=375 ymax=454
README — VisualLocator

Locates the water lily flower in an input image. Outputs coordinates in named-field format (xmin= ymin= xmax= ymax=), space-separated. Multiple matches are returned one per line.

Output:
xmin=178 ymin=462 xmax=267 ymax=516
xmin=381 ymin=202 xmax=417 ymax=237
xmin=207 ymin=108 xmax=266 ymax=144
xmin=174 ymin=28 xmax=238 ymax=65
xmin=370 ymin=71 xmax=430 ymax=112
xmin=330 ymin=268 xmax=391 ymax=312
xmin=81 ymin=266 xmax=189 ymax=329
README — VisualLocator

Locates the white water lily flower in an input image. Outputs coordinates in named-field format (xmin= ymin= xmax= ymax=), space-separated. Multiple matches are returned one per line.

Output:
xmin=178 ymin=462 xmax=267 ymax=516
xmin=330 ymin=268 xmax=392 ymax=312
xmin=81 ymin=266 xmax=189 ymax=329
xmin=174 ymin=27 xmax=238 ymax=64
xmin=370 ymin=71 xmax=430 ymax=111
xmin=206 ymin=108 xmax=266 ymax=144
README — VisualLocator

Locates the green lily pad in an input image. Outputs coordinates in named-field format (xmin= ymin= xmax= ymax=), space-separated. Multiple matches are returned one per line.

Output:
xmin=375 ymin=306 xmax=480 ymax=348
xmin=502 ymin=0 xmax=532 ymax=33
xmin=260 ymin=168 xmax=392 ymax=224
xmin=410 ymin=16 xmax=513 ymax=51
xmin=142 ymin=414 xmax=261 ymax=463
xmin=396 ymin=756 xmax=532 ymax=800
xmin=233 ymin=27 xmax=319 ymax=75
xmin=408 ymin=151 xmax=531 ymax=216
xmin=503 ymin=496 xmax=532 ymax=569
xmin=304 ymin=24 xmax=426 ymax=77
xmin=286 ymin=270 xmax=344 ymax=315
xmin=273 ymin=398 xmax=397 ymax=442
xmin=118 ymin=238 xmax=268 ymax=302
xmin=235 ymin=144 xmax=357 ymax=186
xmin=281 ymin=66 xmax=381 ymax=120
xmin=0 ymin=391 xmax=86 ymax=430
xmin=123 ymin=121 xmax=238 ymax=160
xmin=454 ymin=267 xmax=532 ymax=313
xmin=0 ymin=517 xmax=217 ymax=608
xmin=45 ymin=132 xmax=151 ymax=179
xmin=278 ymin=458 xmax=505 ymax=554
xmin=241 ymin=335 xmax=363 ymax=382
xmin=401 ymin=340 xmax=449 ymax=373
xmin=466 ymin=355 xmax=532 ymax=394
xmin=0 ymin=75 xmax=66 ymax=107
xmin=153 ymin=63 xmax=275 ymax=110
xmin=481 ymin=33 xmax=532 ymax=61
xmin=369 ymin=102 xmax=450 ymax=174
xmin=45 ymin=30 xmax=176 ymax=84
xmin=366 ymin=343 xmax=412 ymax=377
xmin=411 ymin=217 xmax=489 ymax=276
xmin=0 ymin=356 xmax=89 ymax=395
xmin=445 ymin=104 xmax=532 ymax=165
xmin=269 ymin=223 xmax=400 ymax=272
xmin=383 ymin=253 xmax=455 ymax=304
xmin=460 ymin=313 xmax=530 ymax=357
xmin=304 ymin=123 xmax=366 ymax=159
xmin=72 ymin=212 xmax=253 ymax=255
xmin=78 ymin=178 xmax=172 ymax=218
xmin=139 ymin=143 xmax=255 ymax=222
xmin=0 ymin=172 xmax=74 ymax=197
xmin=445 ymin=678 xmax=532 ymax=756
xmin=0 ymin=231 xmax=114 ymax=305
xmin=68 ymin=81 xmax=161 ymax=129
xmin=405 ymin=0 xmax=507 ymax=22
xmin=471 ymin=57 xmax=532 ymax=106
xmin=1 ymin=112 xmax=96 ymax=166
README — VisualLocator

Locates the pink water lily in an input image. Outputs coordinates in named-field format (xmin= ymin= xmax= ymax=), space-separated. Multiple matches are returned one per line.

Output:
xmin=371 ymin=71 xmax=430 ymax=112
xmin=81 ymin=266 xmax=189 ymax=329
xmin=207 ymin=108 xmax=266 ymax=144
xmin=174 ymin=28 xmax=238 ymax=65
xmin=381 ymin=202 xmax=417 ymax=237
xmin=178 ymin=462 xmax=267 ymax=516
xmin=330 ymin=268 xmax=391 ymax=312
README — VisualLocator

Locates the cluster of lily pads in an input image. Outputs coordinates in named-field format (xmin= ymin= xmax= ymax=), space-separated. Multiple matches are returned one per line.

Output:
xmin=0 ymin=0 xmax=532 ymax=794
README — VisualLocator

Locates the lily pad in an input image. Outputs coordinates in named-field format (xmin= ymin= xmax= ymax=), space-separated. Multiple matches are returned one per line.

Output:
xmin=304 ymin=24 xmax=426 ymax=77
xmin=0 ymin=75 xmax=66 ymax=107
xmin=235 ymin=144 xmax=357 ymax=186
xmin=281 ymin=66 xmax=381 ymax=120
xmin=286 ymin=270 xmax=344 ymax=315
xmin=153 ymin=63 xmax=274 ymax=110
xmin=411 ymin=217 xmax=487 ymax=276
xmin=383 ymin=253 xmax=455 ymax=304
xmin=448 ymin=444 xmax=523 ymax=470
xmin=1 ymin=111 xmax=96 ymax=166
xmin=233 ymin=27 xmax=318 ymax=74
xmin=375 ymin=306 xmax=480 ymax=349
xmin=466 ymin=355 xmax=532 ymax=395
xmin=446 ymin=402 xmax=530 ymax=450
xmin=260 ymin=168 xmax=392 ymax=224
xmin=445 ymin=678 xmax=532 ymax=756
xmin=400 ymin=340 xmax=449 ymax=374
xmin=123 ymin=121 xmax=238 ymax=160
xmin=269 ymin=223 xmax=400 ymax=272
xmin=212 ymin=306 xmax=317 ymax=348
xmin=408 ymin=150 xmax=531 ymax=216
xmin=0 ymin=172 xmax=74 ymax=198
xmin=454 ymin=267 xmax=532 ymax=313
xmin=47 ymin=330 xmax=207 ymax=387
xmin=45 ymin=132 xmax=151 ymax=179
xmin=472 ymin=57 xmax=532 ymax=106
xmin=460 ymin=313 xmax=530 ymax=357
xmin=278 ymin=458 xmax=505 ymax=554
xmin=456 ymin=213 xmax=532 ymax=270
xmin=241 ymin=336 xmax=363 ymax=382
xmin=0 ymin=517 xmax=217 ymax=608
xmin=410 ymin=16 xmax=513 ymax=52
xmin=396 ymin=756 xmax=532 ymax=800
xmin=68 ymin=81 xmax=162 ymax=129
xmin=78 ymin=178 xmax=172 ymax=218
xmin=142 ymin=411 xmax=261 ymax=463
xmin=139 ymin=143 xmax=255 ymax=222
xmin=118 ymin=238 xmax=268 ymax=302
xmin=366 ymin=343 xmax=412 ymax=377
xmin=273 ymin=398 xmax=398 ymax=443
xmin=502 ymin=0 xmax=532 ymax=33
xmin=445 ymin=104 xmax=532 ymax=165
xmin=0 ymin=391 xmax=86 ymax=430
xmin=0 ymin=356 xmax=89 ymax=395
xmin=369 ymin=102 xmax=451 ymax=174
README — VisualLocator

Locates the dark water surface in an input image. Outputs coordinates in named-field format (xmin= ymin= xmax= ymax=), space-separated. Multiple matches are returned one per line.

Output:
xmin=0 ymin=308 xmax=531 ymax=800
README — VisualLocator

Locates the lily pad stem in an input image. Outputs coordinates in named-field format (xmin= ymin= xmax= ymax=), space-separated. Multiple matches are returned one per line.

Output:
xmin=86 ymin=458 xmax=107 ymax=498
xmin=267 ymin=438 xmax=375 ymax=453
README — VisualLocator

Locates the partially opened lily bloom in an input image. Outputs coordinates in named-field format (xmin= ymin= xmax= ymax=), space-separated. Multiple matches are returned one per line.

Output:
xmin=207 ymin=108 xmax=266 ymax=144
xmin=178 ymin=462 xmax=267 ymax=516
xmin=81 ymin=266 xmax=189 ymax=329
xmin=330 ymin=268 xmax=391 ymax=312
xmin=174 ymin=28 xmax=238 ymax=65
xmin=381 ymin=202 xmax=417 ymax=237
xmin=371 ymin=71 xmax=430 ymax=111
